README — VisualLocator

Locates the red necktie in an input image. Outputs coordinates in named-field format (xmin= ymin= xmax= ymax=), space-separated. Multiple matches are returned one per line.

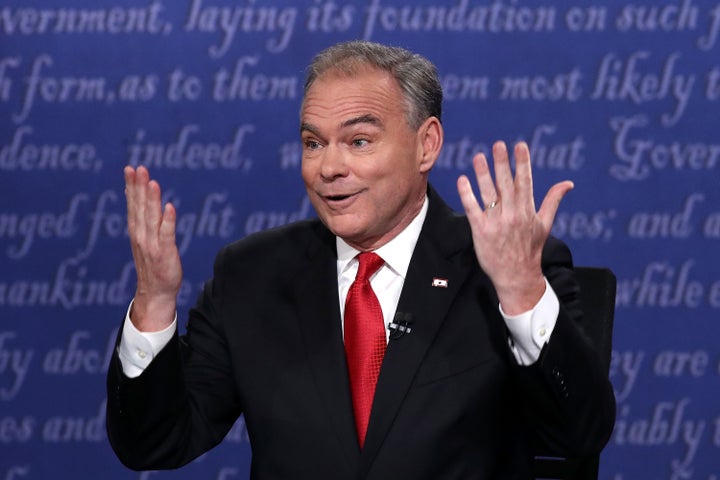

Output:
xmin=344 ymin=252 xmax=386 ymax=448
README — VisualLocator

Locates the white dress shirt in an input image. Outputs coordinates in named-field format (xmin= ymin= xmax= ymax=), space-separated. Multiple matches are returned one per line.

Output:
xmin=119 ymin=196 xmax=559 ymax=377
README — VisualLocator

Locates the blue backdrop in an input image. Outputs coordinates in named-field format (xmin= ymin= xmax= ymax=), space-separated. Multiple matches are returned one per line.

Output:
xmin=1 ymin=0 xmax=719 ymax=478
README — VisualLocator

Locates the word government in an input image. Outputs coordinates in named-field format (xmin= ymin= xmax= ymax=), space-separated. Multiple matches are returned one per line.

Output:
xmin=0 ymin=1 xmax=167 ymax=35
xmin=363 ymin=0 xmax=556 ymax=38
xmin=127 ymin=124 xmax=254 ymax=171
xmin=609 ymin=115 xmax=720 ymax=181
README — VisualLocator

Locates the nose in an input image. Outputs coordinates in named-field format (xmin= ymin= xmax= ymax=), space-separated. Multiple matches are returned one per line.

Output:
xmin=319 ymin=145 xmax=349 ymax=181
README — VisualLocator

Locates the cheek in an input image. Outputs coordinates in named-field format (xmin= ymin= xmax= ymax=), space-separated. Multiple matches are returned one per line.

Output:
xmin=300 ymin=160 xmax=314 ymax=185
xmin=367 ymin=183 xmax=401 ymax=217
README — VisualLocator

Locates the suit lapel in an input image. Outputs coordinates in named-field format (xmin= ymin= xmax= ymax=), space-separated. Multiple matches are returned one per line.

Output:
xmin=360 ymin=188 xmax=475 ymax=473
xmin=294 ymin=223 xmax=360 ymax=472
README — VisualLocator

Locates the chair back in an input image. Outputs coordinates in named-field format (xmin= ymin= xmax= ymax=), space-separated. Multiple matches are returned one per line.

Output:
xmin=533 ymin=266 xmax=616 ymax=480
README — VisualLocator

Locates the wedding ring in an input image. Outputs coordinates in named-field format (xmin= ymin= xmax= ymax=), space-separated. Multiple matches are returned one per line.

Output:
xmin=487 ymin=200 xmax=498 ymax=210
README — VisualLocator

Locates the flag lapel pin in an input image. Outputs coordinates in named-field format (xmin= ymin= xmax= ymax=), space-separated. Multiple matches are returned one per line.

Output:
xmin=432 ymin=277 xmax=448 ymax=288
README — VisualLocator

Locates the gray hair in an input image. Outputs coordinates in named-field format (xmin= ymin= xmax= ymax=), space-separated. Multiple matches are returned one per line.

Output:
xmin=303 ymin=40 xmax=443 ymax=130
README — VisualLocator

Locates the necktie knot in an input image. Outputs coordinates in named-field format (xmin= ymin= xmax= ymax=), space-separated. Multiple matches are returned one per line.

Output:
xmin=356 ymin=252 xmax=384 ymax=282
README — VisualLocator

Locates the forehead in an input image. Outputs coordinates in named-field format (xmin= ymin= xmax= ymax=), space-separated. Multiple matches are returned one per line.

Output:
xmin=301 ymin=67 xmax=407 ymax=128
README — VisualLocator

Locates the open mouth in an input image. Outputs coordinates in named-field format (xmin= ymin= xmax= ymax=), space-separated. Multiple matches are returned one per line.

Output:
xmin=322 ymin=190 xmax=361 ymax=207
xmin=326 ymin=194 xmax=352 ymax=201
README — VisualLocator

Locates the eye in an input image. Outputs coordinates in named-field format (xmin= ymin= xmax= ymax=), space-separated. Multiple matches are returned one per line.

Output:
xmin=304 ymin=139 xmax=321 ymax=150
xmin=352 ymin=138 xmax=369 ymax=148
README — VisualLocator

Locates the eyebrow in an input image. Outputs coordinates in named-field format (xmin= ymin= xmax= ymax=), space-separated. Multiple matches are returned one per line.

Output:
xmin=341 ymin=114 xmax=382 ymax=129
xmin=300 ymin=114 xmax=383 ymax=135
xmin=300 ymin=122 xmax=319 ymax=136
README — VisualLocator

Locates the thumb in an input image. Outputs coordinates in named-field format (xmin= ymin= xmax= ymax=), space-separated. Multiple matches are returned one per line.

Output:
xmin=538 ymin=180 xmax=574 ymax=232
xmin=159 ymin=202 xmax=177 ymax=244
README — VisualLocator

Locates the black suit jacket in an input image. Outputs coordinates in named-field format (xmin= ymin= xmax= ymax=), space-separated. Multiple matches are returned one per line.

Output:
xmin=107 ymin=187 xmax=615 ymax=479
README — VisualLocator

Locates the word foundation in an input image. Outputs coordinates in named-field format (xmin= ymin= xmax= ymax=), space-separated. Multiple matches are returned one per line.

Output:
xmin=363 ymin=0 xmax=556 ymax=38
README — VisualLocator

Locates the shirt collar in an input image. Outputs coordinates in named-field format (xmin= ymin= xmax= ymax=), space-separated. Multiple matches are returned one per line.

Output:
xmin=336 ymin=195 xmax=429 ymax=279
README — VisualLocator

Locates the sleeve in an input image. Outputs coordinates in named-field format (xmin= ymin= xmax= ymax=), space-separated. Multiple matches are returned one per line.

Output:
xmin=117 ymin=300 xmax=177 ymax=378
xmin=502 ymin=277 xmax=559 ymax=365
xmin=106 ymin=246 xmax=243 ymax=471
xmin=512 ymin=237 xmax=616 ymax=457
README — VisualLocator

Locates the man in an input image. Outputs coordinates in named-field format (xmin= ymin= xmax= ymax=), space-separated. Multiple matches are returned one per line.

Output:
xmin=107 ymin=41 xmax=615 ymax=479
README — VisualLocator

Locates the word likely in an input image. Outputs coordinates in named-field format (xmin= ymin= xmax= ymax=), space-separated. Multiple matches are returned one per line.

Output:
xmin=591 ymin=51 xmax=694 ymax=126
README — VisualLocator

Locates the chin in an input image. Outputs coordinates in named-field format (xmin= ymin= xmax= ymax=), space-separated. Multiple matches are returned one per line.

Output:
xmin=324 ymin=221 xmax=361 ymax=239
xmin=322 ymin=217 xmax=368 ymax=242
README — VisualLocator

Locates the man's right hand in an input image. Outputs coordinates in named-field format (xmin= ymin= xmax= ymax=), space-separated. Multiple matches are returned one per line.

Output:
xmin=124 ymin=165 xmax=182 ymax=332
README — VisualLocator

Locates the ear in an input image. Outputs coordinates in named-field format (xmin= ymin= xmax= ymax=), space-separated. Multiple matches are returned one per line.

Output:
xmin=417 ymin=116 xmax=443 ymax=173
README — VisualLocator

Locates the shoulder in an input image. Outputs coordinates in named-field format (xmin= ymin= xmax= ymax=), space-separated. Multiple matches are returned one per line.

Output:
xmin=213 ymin=219 xmax=333 ymax=272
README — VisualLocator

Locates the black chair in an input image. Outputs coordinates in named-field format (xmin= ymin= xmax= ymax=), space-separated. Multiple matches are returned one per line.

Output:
xmin=533 ymin=267 xmax=616 ymax=480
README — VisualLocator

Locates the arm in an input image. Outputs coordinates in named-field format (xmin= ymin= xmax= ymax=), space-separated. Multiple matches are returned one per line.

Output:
xmin=107 ymin=267 xmax=241 ymax=470
xmin=107 ymin=167 xmax=240 ymax=470
xmin=522 ymin=237 xmax=616 ymax=456
xmin=456 ymin=142 xmax=615 ymax=456
xmin=107 ymin=166 xmax=185 ymax=469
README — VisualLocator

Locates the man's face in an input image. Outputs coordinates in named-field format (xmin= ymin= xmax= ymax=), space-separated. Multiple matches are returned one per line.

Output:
xmin=301 ymin=67 xmax=437 ymax=251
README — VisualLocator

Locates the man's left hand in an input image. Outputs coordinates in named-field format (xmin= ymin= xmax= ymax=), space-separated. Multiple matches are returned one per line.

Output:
xmin=457 ymin=141 xmax=573 ymax=315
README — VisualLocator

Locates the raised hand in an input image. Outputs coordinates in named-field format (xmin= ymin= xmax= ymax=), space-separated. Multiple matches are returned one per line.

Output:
xmin=456 ymin=141 xmax=573 ymax=315
xmin=124 ymin=165 xmax=183 ymax=331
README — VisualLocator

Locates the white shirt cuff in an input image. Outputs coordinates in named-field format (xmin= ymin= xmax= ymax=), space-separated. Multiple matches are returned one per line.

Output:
xmin=117 ymin=300 xmax=177 ymax=378
xmin=500 ymin=277 xmax=559 ymax=366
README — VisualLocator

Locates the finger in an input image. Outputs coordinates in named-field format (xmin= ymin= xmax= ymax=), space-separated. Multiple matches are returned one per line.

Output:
xmin=134 ymin=166 xmax=150 ymax=242
xmin=492 ymin=141 xmax=514 ymax=206
xmin=456 ymin=175 xmax=484 ymax=224
xmin=146 ymin=179 xmax=163 ymax=241
xmin=124 ymin=166 xmax=137 ymax=235
xmin=538 ymin=180 xmax=574 ymax=233
xmin=472 ymin=153 xmax=498 ymax=210
xmin=159 ymin=202 xmax=177 ymax=246
xmin=513 ymin=142 xmax=536 ymax=211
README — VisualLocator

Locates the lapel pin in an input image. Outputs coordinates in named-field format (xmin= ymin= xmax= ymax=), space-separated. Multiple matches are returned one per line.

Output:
xmin=432 ymin=277 xmax=448 ymax=288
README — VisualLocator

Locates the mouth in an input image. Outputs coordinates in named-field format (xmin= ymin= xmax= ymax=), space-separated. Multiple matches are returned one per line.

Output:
xmin=326 ymin=193 xmax=352 ymax=201
xmin=321 ymin=190 xmax=362 ymax=208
